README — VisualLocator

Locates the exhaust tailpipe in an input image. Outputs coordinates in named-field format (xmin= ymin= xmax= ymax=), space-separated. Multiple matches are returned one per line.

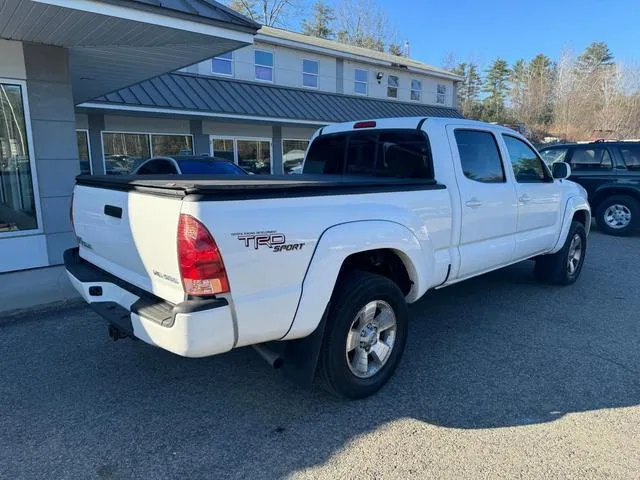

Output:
xmin=252 ymin=344 xmax=284 ymax=369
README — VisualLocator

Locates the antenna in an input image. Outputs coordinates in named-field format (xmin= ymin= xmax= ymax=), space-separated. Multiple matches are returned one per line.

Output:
xmin=403 ymin=40 xmax=410 ymax=57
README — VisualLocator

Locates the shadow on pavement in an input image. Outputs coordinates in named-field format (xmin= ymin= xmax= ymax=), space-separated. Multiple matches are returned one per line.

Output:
xmin=1 ymin=233 xmax=639 ymax=479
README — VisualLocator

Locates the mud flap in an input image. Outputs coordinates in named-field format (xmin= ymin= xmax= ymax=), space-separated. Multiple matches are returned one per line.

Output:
xmin=282 ymin=302 xmax=331 ymax=388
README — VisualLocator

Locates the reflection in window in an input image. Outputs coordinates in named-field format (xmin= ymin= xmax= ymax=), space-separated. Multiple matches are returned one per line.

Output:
xmin=387 ymin=75 xmax=399 ymax=98
xmin=540 ymin=148 xmax=568 ymax=166
xmin=354 ymin=69 xmax=368 ymax=95
xmin=76 ymin=130 xmax=91 ymax=175
xmin=151 ymin=134 xmax=193 ymax=156
xmin=411 ymin=79 xmax=422 ymax=101
xmin=102 ymin=132 xmax=150 ymax=175
xmin=255 ymin=50 xmax=274 ymax=82
xmin=454 ymin=130 xmax=505 ymax=183
xmin=503 ymin=135 xmax=550 ymax=182
xmin=237 ymin=139 xmax=271 ymax=174
xmin=283 ymin=139 xmax=309 ymax=174
xmin=212 ymin=51 xmax=233 ymax=76
xmin=303 ymin=59 xmax=319 ymax=88
xmin=213 ymin=138 xmax=234 ymax=162
xmin=621 ymin=146 xmax=640 ymax=170
xmin=0 ymin=83 xmax=37 ymax=233
xmin=569 ymin=148 xmax=613 ymax=171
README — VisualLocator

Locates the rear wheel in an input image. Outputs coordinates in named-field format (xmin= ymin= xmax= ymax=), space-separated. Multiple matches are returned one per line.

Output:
xmin=595 ymin=195 xmax=639 ymax=236
xmin=534 ymin=220 xmax=587 ymax=285
xmin=318 ymin=271 xmax=408 ymax=399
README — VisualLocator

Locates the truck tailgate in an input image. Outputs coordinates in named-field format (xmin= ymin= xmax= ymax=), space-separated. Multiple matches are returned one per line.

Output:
xmin=72 ymin=185 xmax=184 ymax=304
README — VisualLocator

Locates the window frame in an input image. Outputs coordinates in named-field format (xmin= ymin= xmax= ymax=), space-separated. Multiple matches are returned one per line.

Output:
xmin=387 ymin=75 xmax=399 ymax=99
xmin=301 ymin=58 xmax=319 ymax=89
xmin=0 ymin=78 xmax=43 ymax=238
xmin=211 ymin=51 xmax=234 ymax=77
xmin=354 ymin=68 xmax=369 ymax=96
xmin=210 ymin=135 xmax=274 ymax=174
xmin=76 ymin=128 xmax=93 ymax=175
xmin=410 ymin=79 xmax=422 ymax=102
xmin=100 ymin=131 xmax=193 ymax=174
xmin=454 ymin=128 xmax=507 ymax=184
xmin=436 ymin=83 xmax=447 ymax=105
xmin=254 ymin=49 xmax=275 ymax=83
xmin=502 ymin=134 xmax=553 ymax=183
xmin=565 ymin=146 xmax=615 ymax=172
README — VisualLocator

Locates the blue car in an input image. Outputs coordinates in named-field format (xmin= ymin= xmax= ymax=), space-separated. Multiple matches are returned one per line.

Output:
xmin=133 ymin=155 xmax=249 ymax=175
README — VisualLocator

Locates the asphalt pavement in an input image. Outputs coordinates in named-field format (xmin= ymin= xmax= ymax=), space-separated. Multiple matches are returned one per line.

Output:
xmin=1 ymin=230 xmax=639 ymax=479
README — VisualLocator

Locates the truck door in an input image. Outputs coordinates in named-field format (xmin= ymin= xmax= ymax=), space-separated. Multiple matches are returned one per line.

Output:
xmin=447 ymin=127 xmax=519 ymax=278
xmin=500 ymin=134 xmax=562 ymax=258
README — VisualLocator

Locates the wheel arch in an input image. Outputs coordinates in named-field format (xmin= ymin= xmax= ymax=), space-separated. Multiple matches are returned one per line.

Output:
xmin=591 ymin=187 xmax=640 ymax=211
xmin=550 ymin=196 xmax=591 ymax=253
xmin=281 ymin=220 xmax=434 ymax=341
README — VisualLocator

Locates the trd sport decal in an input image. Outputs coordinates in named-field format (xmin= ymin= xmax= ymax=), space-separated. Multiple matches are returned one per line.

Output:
xmin=232 ymin=231 xmax=305 ymax=252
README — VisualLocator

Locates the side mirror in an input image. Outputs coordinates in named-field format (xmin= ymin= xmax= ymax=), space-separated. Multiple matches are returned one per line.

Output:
xmin=552 ymin=161 xmax=571 ymax=180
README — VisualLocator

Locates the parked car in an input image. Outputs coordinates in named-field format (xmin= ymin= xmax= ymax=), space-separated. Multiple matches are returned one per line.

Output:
xmin=133 ymin=155 xmax=248 ymax=175
xmin=66 ymin=117 xmax=590 ymax=399
xmin=539 ymin=141 xmax=640 ymax=235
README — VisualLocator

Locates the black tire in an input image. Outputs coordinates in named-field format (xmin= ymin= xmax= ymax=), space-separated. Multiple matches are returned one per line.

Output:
xmin=534 ymin=220 xmax=587 ymax=285
xmin=317 ymin=271 xmax=408 ymax=399
xmin=595 ymin=195 xmax=640 ymax=236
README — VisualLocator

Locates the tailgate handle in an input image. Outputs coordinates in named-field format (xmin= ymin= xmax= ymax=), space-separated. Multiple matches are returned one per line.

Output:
xmin=104 ymin=205 xmax=122 ymax=219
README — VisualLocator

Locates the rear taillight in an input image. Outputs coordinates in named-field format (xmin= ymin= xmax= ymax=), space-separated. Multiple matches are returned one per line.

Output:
xmin=177 ymin=214 xmax=230 ymax=296
xmin=70 ymin=191 xmax=75 ymax=234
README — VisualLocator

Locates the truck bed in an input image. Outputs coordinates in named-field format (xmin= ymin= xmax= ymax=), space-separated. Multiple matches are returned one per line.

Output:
xmin=76 ymin=174 xmax=444 ymax=200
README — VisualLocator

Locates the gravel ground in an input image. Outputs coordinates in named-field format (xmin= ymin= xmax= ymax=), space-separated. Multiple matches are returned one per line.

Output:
xmin=1 ymin=230 xmax=639 ymax=480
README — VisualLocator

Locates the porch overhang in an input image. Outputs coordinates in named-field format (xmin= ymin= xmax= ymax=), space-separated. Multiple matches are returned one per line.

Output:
xmin=0 ymin=0 xmax=259 ymax=102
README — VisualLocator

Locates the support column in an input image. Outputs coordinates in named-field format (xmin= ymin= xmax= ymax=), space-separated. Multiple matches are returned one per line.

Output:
xmin=88 ymin=113 xmax=105 ymax=174
xmin=272 ymin=125 xmax=283 ymax=175
xmin=190 ymin=119 xmax=210 ymax=155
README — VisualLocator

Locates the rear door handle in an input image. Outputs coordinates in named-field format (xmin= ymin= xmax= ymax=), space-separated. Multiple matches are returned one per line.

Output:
xmin=465 ymin=198 xmax=483 ymax=209
xmin=519 ymin=194 xmax=532 ymax=204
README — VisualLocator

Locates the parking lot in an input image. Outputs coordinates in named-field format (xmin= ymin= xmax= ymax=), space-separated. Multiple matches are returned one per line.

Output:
xmin=1 ymin=230 xmax=639 ymax=480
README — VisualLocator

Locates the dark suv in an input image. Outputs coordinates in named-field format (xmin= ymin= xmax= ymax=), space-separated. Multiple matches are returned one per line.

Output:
xmin=539 ymin=141 xmax=640 ymax=236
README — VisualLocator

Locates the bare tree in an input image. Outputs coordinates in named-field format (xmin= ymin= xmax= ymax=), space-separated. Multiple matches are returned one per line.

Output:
xmin=334 ymin=0 xmax=395 ymax=52
xmin=227 ymin=0 xmax=297 ymax=27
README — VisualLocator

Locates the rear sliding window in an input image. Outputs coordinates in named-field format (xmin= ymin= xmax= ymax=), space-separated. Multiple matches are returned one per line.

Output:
xmin=303 ymin=130 xmax=432 ymax=179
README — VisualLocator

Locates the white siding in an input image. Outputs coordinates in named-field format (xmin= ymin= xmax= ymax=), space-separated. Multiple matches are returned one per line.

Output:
xmin=343 ymin=59 xmax=455 ymax=107
xmin=75 ymin=113 xmax=89 ymax=130
xmin=203 ymin=121 xmax=272 ymax=137
xmin=282 ymin=126 xmax=317 ymax=139
xmin=0 ymin=40 xmax=26 ymax=80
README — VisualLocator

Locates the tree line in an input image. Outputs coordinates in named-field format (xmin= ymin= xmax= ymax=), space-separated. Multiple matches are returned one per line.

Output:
xmin=450 ymin=42 xmax=640 ymax=141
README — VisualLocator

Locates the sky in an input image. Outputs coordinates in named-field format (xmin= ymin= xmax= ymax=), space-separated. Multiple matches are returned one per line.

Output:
xmin=383 ymin=0 xmax=639 ymax=69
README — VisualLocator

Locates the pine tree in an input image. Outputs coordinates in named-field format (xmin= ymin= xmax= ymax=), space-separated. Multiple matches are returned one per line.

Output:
xmin=301 ymin=1 xmax=335 ymax=39
xmin=576 ymin=41 xmax=614 ymax=74
xmin=453 ymin=62 xmax=482 ymax=118
xmin=482 ymin=58 xmax=510 ymax=122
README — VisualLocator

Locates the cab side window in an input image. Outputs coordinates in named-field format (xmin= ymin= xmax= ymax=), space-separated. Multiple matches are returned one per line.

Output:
xmin=569 ymin=148 xmax=612 ymax=171
xmin=620 ymin=146 xmax=640 ymax=170
xmin=503 ymin=135 xmax=551 ymax=183
xmin=454 ymin=130 xmax=505 ymax=183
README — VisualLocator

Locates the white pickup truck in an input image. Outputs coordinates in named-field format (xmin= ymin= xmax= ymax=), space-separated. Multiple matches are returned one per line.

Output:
xmin=66 ymin=117 xmax=590 ymax=399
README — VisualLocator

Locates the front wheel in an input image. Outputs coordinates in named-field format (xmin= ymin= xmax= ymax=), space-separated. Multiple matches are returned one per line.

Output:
xmin=317 ymin=271 xmax=408 ymax=399
xmin=534 ymin=220 xmax=587 ymax=285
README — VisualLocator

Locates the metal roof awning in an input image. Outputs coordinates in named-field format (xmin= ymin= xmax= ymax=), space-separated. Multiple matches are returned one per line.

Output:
xmin=0 ymin=0 xmax=259 ymax=102
xmin=79 ymin=73 xmax=464 ymax=125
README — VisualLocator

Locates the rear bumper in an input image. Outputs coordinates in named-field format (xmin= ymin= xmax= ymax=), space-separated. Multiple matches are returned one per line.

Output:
xmin=63 ymin=248 xmax=235 ymax=358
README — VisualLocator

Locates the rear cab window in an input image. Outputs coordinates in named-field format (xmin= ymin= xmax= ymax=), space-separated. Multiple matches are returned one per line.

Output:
xmin=568 ymin=147 xmax=613 ymax=171
xmin=619 ymin=145 xmax=640 ymax=170
xmin=303 ymin=129 xmax=432 ymax=179
xmin=453 ymin=129 xmax=505 ymax=183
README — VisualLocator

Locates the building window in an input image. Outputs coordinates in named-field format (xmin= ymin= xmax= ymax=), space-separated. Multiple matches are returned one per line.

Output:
xmin=283 ymin=139 xmax=310 ymax=173
xmin=212 ymin=51 xmax=233 ymax=76
xmin=437 ymin=84 xmax=447 ymax=104
xmin=0 ymin=82 xmax=38 ymax=234
xmin=354 ymin=69 xmax=368 ymax=95
xmin=151 ymin=134 xmax=193 ymax=156
xmin=102 ymin=132 xmax=150 ymax=175
xmin=411 ymin=79 xmax=422 ymax=101
xmin=302 ymin=59 xmax=319 ymax=88
xmin=255 ymin=50 xmax=274 ymax=82
xmin=387 ymin=75 xmax=399 ymax=98
xmin=212 ymin=138 xmax=235 ymax=162
xmin=237 ymin=139 xmax=272 ymax=174
xmin=76 ymin=130 xmax=91 ymax=175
